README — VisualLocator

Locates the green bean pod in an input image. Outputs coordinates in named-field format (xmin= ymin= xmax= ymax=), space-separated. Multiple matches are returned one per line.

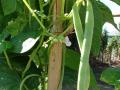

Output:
xmin=72 ymin=2 xmax=84 ymax=50
xmin=77 ymin=0 xmax=94 ymax=90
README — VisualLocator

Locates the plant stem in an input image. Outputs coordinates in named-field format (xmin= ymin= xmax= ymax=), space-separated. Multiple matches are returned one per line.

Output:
xmin=23 ymin=0 xmax=46 ymax=31
xmin=39 ymin=0 xmax=44 ymax=22
xmin=3 ymin=51 xmax=13 ymax=70
xmin=28 ymin=0 xmax=32 ymax=27
xmin=48 ymin=0 xmax=55 ymax=16
xmin=20 ymin=74 xmax=39 ymax=90
xmin=61 ymin=23 xmax=73 ymax=36
xmin=22 ymin=35 xmax=44 ymax=78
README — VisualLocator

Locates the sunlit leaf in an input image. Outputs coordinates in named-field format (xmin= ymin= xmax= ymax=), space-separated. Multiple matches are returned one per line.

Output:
xmin=101 ymin=67 xmax=120 ymax=86
xmin=98 ymin=1 xmax=114 ymax=24
xmin=91 ymin=0 xmax=103 ymax=56
xmin=112 ymin=0 xmax=120 ymax=5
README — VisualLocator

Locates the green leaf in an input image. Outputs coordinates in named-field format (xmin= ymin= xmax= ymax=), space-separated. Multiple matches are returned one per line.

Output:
xmin=0 ymin=41 xmax=13 ymax=53
xmin=91 ymin=0 xmax=116 ymax=56
xmin=1 ymin=0 xmax=17 ymax=15
xmin=0 ymin=60 xmax=20 ymax=90
xmin=112 ymin=0 xmax=120 ymax=5
xmin=10 ymin=26 xmax=41 ymax=53
xmin=97 ymin=1 xmax=114 ymax=24
xmin=16 ymin=0 xmax=24 ymax=14
xmin=91 ymin=0 xmax=103 ymax=56
xmin=65 ymin=0 xmax=76 ymax=13
xmin=6 ymin=16 xmax=27 ymax=36
xmin=33 ymin=47 xmax=48 ymax=67
xmin=100 ymin=67 xmax=120 ymax=86
xmin=65 ymin=48 xmax=80 ymax=70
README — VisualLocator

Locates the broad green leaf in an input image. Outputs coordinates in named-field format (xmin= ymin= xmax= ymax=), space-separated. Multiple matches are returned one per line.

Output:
xmin=1 ymin=0 xmax=17 ymax=15
xmin=16 ymin=0 xmax=24 ymax=14
xmin=65 ymin=48 xmax=80 ymax=70
xmin=65 ymin=0 xmax=76 ymax=13
xmin=6 ymin=16 xmax=27 ymax=36
xmin=63 ymin=68 xmax=78 ymax=87
xmin=0 ymin=60 xmax=20 ymax=90
xmin=33 ymin=47 xmax=48 ymax=67
xmin=33 ymin=53 xmax=41 ymax=67
xmin=8 ymin=18 xmax=41 ymax=53
xmin=97 ymin=1 xmax=114 ymax=24
xmin=91 ymin=0 xmax=103 ymax=56
xmin=91 ymin=0 xmax=115 ymax=56
xmin=101 ymin=67 xmax=120 ymax=86
xmin=112 ymin=0 xmax=120 ymax=5
xmin=10 ymin=27 xmax=41 ymax=53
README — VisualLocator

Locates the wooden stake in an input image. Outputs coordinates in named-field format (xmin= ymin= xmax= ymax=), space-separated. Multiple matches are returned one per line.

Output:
xmin=48 ymin=43 xmax=63 ymax=90
xmin=48 ymin=0 xmax=63 ymax=90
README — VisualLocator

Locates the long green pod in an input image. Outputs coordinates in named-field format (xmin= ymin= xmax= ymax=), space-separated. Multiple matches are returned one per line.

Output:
xmin=77 ymin=0 xmax=94 ymax=90
xmin=72 ymin=2 xmax=84 ymax=50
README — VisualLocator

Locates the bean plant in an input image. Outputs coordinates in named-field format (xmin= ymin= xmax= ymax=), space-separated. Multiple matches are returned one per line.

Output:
xmin=0 ymin=0 xmax=119 ymax=90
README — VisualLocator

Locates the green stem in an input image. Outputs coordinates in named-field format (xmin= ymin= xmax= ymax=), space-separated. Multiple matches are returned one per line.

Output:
xmin=3 ymin=51 xmax=13 ymax=70
xmin=48 ymin=0 xmax=55 ymax=16
xmin=22 ymin=35 xmax=44 ymax=78
xmin=39 ymin=0 xmax=44 ymax=22
xmin=28 ymin=0 xmax=32 ymax=27
xmin=67 ymin=0 xmax=84 ymax=19
xmin=61 ymin=24 xmax=73 ymax=36
xmin=20 ymin=74 xmax=39 ymax=90
xmin=24 ymin=84 xmax=29 ymax=90
xmin=23 ymin=0 xmax=46 ymax=31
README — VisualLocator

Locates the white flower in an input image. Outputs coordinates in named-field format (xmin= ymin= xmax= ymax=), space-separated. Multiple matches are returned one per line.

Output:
xmin=65 ymin=36 xmax=72 ymax=47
